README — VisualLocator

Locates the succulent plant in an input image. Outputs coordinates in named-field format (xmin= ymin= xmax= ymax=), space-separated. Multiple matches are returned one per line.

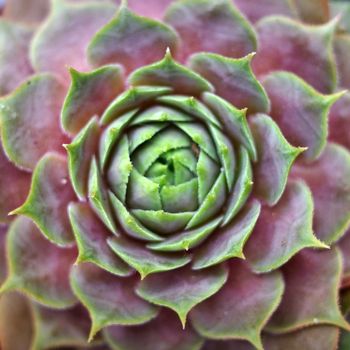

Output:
xmin=1 ymin=0 xmax=350 ymax=349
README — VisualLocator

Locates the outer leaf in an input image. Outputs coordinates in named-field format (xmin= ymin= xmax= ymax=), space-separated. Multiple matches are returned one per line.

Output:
xmin=127 ymin=0 xmax=174 ymax=20
xmin=293 ymin=0 xmax=329 ymax=24
xmin=0 ymin=292 xmax=33 ymax=350
xmin=0 ymin=139 xmax=30 ymax=223
xmin=253 ymin=16 xmax=337 ymax=94
xmin=0 ymin=74 xmax=67 ymax=170
xmin=267 ymin=248 xmax=349 ymax=333
xmin=1 ymin=217 xmax=77 ymax=308
xmin=3 ymin=0 xmax=49 ymax=24
xmin=339 ymin=229 xmax=350 ymax=288
xmin=0 ymin=20 xmax=33 ymax=96
xmin=128 ymin=50 xmax=213 ymax=95
xmin=190 ymin=53 xmax=270 ymax=116
xmin=329 ymin=91 xmax=350 ymax=150
xmin=291 ymin=143 xmax=350 ymax=244
xmin=31 ymin=304 xmax=96 ymax=350
xmin=164 ymin=0 xmax=256 ymax=61
xmin=263 ymin=326 xmax=340 ymax=350
xmin=70 ymin=263 xmax=158 ymax=340
xmin=0 ymin=225 xmax=7 ymax=284
xmin=61 ymin=65 xmax=124 ymax=135
xmin=87 ymin=5 xmax=178 ymax=73
xmin=232 ymin=0 xmax=296 ymax=23
xmin=30 ymin=0 xmax=116 ymax=81
xmin=245 ymin=181 xmax=327 ymax=273
xmin=334 ymin=34 xmax=350 ymax=89
xmin=12 ymin=153 xmax=75 ymax=246
xmin=107 ymin=236 xmax=190 ymax=279
xmin=66 ymin=117 xmax=100 ymax=200
xmin=263 ymin=71 xmax=344 ymax=162
xmin=192 ymin=200 xmax=260 ymax=270
xmin=250 ymin=114 xmax=303 ymax=206
xmin=104 ymin=310 xmax=204 ymax=350
xmin=190 ymin=261 xmax=284 ymax=350
xmin=136 ymin=265 xmax=228 ymax=328
xmin=68 ymin=202 xmax=133 ymax=277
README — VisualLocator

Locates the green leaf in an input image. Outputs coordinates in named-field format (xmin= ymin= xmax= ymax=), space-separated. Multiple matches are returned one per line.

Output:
xmin=245 ymin=181 xmax=327 ymax=273
xmin=12 ymin=153 xmax=75 ymax=246
xmin=148 ymin=216 xmax=223 ymax=252
xmin=0 ymin=73 xmax=67 ymax=170
xmin=100 ymin=85 xmax=172 ymax=125
xmin=61 ymin=65 xmax=124 ymax=135
xmin=263 ymin=71 xmax=345 ymax=162
xmin=1 ymin=217 xmax=77 ymax=308
xmin=129 ymin=49 xmax=214 ymax=95
xmin=88 ymin=158 xmax=117 ymax=234
xmin=68 ymin=202 xmax=133 ymax=277
xmin=70 ymin=263 xmax=158 ymax=341
xmin=192 ymin=200 xmax=260 ymax=269
xmin=109 ymin=191 xmax=163 ymax=242
xmin=250 ymin=114 xmax=304 ymax=206
xmin=87 ymin=5 xmax=178 ymax=73
xmin=66 ymin=117 xmax=100 ymax=200
xmin=131 ymin=210 xmax=194 ymax=235
xmin=136 ymin=265 xmax=228 ymax=328
xmin=221 ymin=146 xmax=253 ymax=227
xmin=202 ymin=91 xmax=257 ymax=161
xmin=160 ymin=179 xmax=199 ymax=213
xmin=190 ymin=261 xmax=284 ymax=350
xmin=107 ymin=236 xmax=190 ymax=279
xmin=190 ymin=52 xmax=270 ymax=116
xmin=186 ymin=172 xmax=226 ymax=230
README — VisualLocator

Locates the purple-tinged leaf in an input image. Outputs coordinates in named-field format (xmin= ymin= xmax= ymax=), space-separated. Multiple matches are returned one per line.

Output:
xmin=334 ymin=34 xmax=350 ymax=89
xmin=3 ymin=0 xmax=49 ymax=24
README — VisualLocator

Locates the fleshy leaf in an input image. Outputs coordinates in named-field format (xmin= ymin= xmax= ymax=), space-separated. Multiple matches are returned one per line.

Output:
xmin=127 ymin=0 xmax=174 ymax=20
xmin=68 ymin=202 xmax=132 ymax=277
xmin=128 ymin=50 xmax=214 ymax=95
xmin=0 ymin=20 xmax=33 ymax=96
xmin=250 ymin=114 xmax=303 ymax=206
xmin=291 ymin=143 xmax=350 ymax=244
xmin=186 ymin=172 xmax=226 ymax=230
xmin=148 ymin=216 xmax=223 ymax=252
xmin=0 ymin=139 xmax=30 ymax=223
xmin=1 ymin=216 xmax=77 ymax=308
xmin=0 ymin=292 xmax=33 ymax=350
xmin=202 ymin=92 xmax=257 ymax=161
xmin=70 ymin=263 xmax=158 ymax=341
xmin=88 ymin=158 xmax=117 ymax=234
xmin=232 ymin=0 xmax=296 ymax=23
xmin=263 ymin=71 xmax=344 ymax=162
xmin=66 ymin=117 xmax=100 ymax=200
xmin=263 ymin=326 xmax=340 ymax=350
xmin=30 ymin=0 xmax=116 ymax=81
xmin=109 ymin=192 xmax=163 ymax=242
xmin=334 ymin=34 xmax=350 ymax=89
xmin=253 ymin=16 xmax=337 ymax=94
xmin=3 ymin=0 xmax=49 ymax=24
xmin=221 ymin=146 xmax=253 ymax=227
xmin=136 ymin=265 xmax=228 ymax=328
xmin=31 ymin=304 xmax=96 ymax=350
xmin=329 ymin=91 xmax=350 ymax=150
xmin=107 ymin=236 xmax=190 ymax=279
xmin=61 ymin=65 xmax=124 ymax=135
xmin=131 ymin=210 xmax=194 ymax=235
xmin=12 ymin=153 xmax=75 ymax=246
xmin=190 ymin=261 xmax=284 ymax=350
xmin=267 ymin=248 xmax=349 ymax=333
xmin=293 ymin=0 xmax=330 ymax=24
xmin=100 ymin=85 xmax=172 ymax=125
xmin=87 ymin=5 xmax=178 ymax=73
xmin=0 ymin=225 xmax=7 ymax=284
xmin=245 ymin=181 xmax=327 ymax=273
xmin=164 ymin=0 xmax=256 ymax=61
xmin=105 ymin=310 xmax=204 ymax=350
xmin=0 ymin=73 xmax=67 ymax=170
xmin=192 ymin=200 xmax=260 ymax=270
xmin=339 ymin=229 xmax=350 ymax=288
xmin=190 ymin=53 xmax=270 ymax=116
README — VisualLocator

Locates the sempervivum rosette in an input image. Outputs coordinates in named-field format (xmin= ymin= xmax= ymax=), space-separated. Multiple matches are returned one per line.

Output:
xmin=1 ymin=0 xmax=350 ymax=349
